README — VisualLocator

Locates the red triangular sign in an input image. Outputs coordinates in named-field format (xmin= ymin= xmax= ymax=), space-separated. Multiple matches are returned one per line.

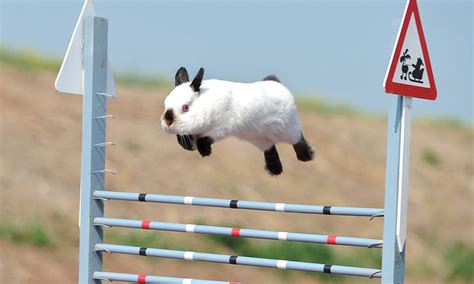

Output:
xmin=384 ymin=0 xmax=437 ymax=100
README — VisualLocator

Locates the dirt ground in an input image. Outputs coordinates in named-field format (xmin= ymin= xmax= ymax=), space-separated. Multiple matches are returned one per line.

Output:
xmin=0 ymin=65 xmax=472 ymax=283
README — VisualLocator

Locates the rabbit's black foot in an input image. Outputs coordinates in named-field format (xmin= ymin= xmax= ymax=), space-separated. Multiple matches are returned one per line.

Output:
xmin=197 ymin=136 xmax=213 ymax=157
xmin=264 ymin=145 xmax=283 ymax=176
xmin=176 ymin=134 xmax=196 ymax=151
xmin=293 ymin=134 xmax=315 ymax=162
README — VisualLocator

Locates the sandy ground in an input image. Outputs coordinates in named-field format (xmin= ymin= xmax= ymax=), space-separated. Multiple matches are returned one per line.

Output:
xmin=0 ymin=65 xmax=472 ymax=283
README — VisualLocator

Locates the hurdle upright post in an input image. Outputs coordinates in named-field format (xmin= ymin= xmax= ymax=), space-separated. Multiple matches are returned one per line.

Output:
xmin=78 ymin=16 xmax=109 ymax=284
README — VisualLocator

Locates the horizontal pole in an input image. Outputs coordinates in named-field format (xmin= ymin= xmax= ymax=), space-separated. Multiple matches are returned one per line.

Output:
xmin=95 ymin=217 xmax=382 ymax=248
xmin=94 ymin=191 xmax=383 ymax=217
xmin=95 ymin=244 xmax=382 ymax=279
xmin=93 ymin=271 xmax=238 ymax=283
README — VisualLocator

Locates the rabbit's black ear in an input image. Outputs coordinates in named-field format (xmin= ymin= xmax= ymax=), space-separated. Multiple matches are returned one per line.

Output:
xmin=175 ymin=67 xmax=189 ymax=86
xmin=191 ymin=68 xmax=205 ymax=92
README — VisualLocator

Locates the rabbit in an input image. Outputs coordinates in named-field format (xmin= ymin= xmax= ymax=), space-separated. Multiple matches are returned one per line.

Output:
xmin=161 ymin=67 xmax=314 ymax=175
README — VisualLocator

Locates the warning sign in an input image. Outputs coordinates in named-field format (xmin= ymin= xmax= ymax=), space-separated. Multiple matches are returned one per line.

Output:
xmin=384 ymin=0 xmax=437 ymax=100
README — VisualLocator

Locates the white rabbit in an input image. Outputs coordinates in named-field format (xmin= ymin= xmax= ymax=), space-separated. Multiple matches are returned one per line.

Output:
xmin=161 ymin=67 xmax=314 ymax=175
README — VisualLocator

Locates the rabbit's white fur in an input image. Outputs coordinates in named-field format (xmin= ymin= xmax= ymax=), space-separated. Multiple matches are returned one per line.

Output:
xmin=162 ymin=79 xmax=302 ymax=151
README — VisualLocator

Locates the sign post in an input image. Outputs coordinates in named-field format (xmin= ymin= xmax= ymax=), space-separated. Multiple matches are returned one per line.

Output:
xmin=382 ymin=0 xmax=436 ymax=283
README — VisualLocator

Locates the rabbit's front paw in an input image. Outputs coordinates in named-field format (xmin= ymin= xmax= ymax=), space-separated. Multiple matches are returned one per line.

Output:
xmin=176 ymin=134 xmax=196 ymax=151
xmin=197 ymin=137 xmax=214 ymax=157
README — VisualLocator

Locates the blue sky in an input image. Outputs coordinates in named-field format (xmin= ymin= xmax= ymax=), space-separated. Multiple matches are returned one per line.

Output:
xmin=1 ymin=0 xmax=472 ymax=122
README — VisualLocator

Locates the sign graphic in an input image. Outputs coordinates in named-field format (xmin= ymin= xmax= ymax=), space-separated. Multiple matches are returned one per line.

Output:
xmin=384 ymin=0 xmax=436 ymax=100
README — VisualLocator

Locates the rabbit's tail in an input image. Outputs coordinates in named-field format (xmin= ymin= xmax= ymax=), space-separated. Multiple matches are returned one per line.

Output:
xmin=262 ymin=75 xmax=281 ymax=83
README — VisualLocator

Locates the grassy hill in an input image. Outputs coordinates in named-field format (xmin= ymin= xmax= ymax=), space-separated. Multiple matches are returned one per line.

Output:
xmin=0 ymin=48 xmax=472 ymax=283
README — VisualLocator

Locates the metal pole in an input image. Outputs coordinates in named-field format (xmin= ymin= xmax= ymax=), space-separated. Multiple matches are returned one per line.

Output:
xmin=381 ymin=96 xmax=412 ymax=283
xmin=79 ymin=16 xmax=109 ymax=284
xmin=94 ymin=191 xmax=384 ymax=217
xmin=93 ymin=272 xmax=239 ymax=284
xmin=94 ymin=217 xmax=383 ymax=248
xmin=95 ymin=244 xmax=382 ymax=278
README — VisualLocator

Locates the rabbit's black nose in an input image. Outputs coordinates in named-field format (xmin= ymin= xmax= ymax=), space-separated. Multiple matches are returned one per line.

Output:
xmin=164 ymin=109 xmax=174 ymax=126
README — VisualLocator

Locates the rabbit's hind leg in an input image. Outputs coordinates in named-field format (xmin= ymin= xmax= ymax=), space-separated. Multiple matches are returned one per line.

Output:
xmin=264 ymin=145 xmax=283 ymax=176
xmin=293 ymin=134 xmax=315 ymax=162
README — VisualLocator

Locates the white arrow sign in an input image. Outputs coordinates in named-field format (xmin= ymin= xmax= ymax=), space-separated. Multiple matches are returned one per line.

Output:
xmin=55 ymin=0 xmax=115 ymax=96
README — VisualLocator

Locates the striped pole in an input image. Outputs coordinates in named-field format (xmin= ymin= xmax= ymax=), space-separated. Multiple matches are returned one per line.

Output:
xmin=93 ymin=272 xmax=238 ymax=284
xmin=94 ymin=191 xmax=383 ymax=217
xmin=95 ymin=217 xmax=383 ymax=248
xmin=95 ymin=244 xmax=382 ymax=279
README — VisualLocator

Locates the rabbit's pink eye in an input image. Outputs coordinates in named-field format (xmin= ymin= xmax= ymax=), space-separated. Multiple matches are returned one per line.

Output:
xmin=182 ymin=104 xmax=189 ymax=113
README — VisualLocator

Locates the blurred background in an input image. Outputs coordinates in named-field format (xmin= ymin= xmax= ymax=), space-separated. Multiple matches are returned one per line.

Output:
xmin=0 ymin=0 xmax=472 ymax=283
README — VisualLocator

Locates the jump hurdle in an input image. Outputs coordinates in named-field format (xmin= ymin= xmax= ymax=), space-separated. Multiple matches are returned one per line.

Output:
xmin=54 ymin=1 xmax=436 ymax=283
xmin=93 ymin=272 xmax=239 ymax=284
xmin=93 ymin=190 xmax=384 ymax=217
xmin=95 ymin=244 xmax=382 ymax=278
xmin=94 ymin=217 xmax=383 ymax=248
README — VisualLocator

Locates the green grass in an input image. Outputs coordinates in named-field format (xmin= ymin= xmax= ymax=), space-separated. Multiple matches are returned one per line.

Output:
xmin=115 ymin=72 xmax=170 ymax=90
xmin=50 ymin=209 xmax=65 ymax=221
xmin=417 ymin=117 xmax=472 ymax=130
xmin=0 ymin=220 xmax=52 ymax=247
xmin=422 ymin=149 xmax=442 ymax=167
xmin=0 ymin=46 xmax=171 ymax=90
xmin=125 ymin=141 xmax=143 ymax=154
xmin=445 ymin=241 xmax=474 ymax=282
xmin=296 ymin=96 xmax=359 ymax=116
xmin=297 ymin=96 xmax=472 ymax=130
xmin=0 ymin=46 xmax=61 ymax=72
